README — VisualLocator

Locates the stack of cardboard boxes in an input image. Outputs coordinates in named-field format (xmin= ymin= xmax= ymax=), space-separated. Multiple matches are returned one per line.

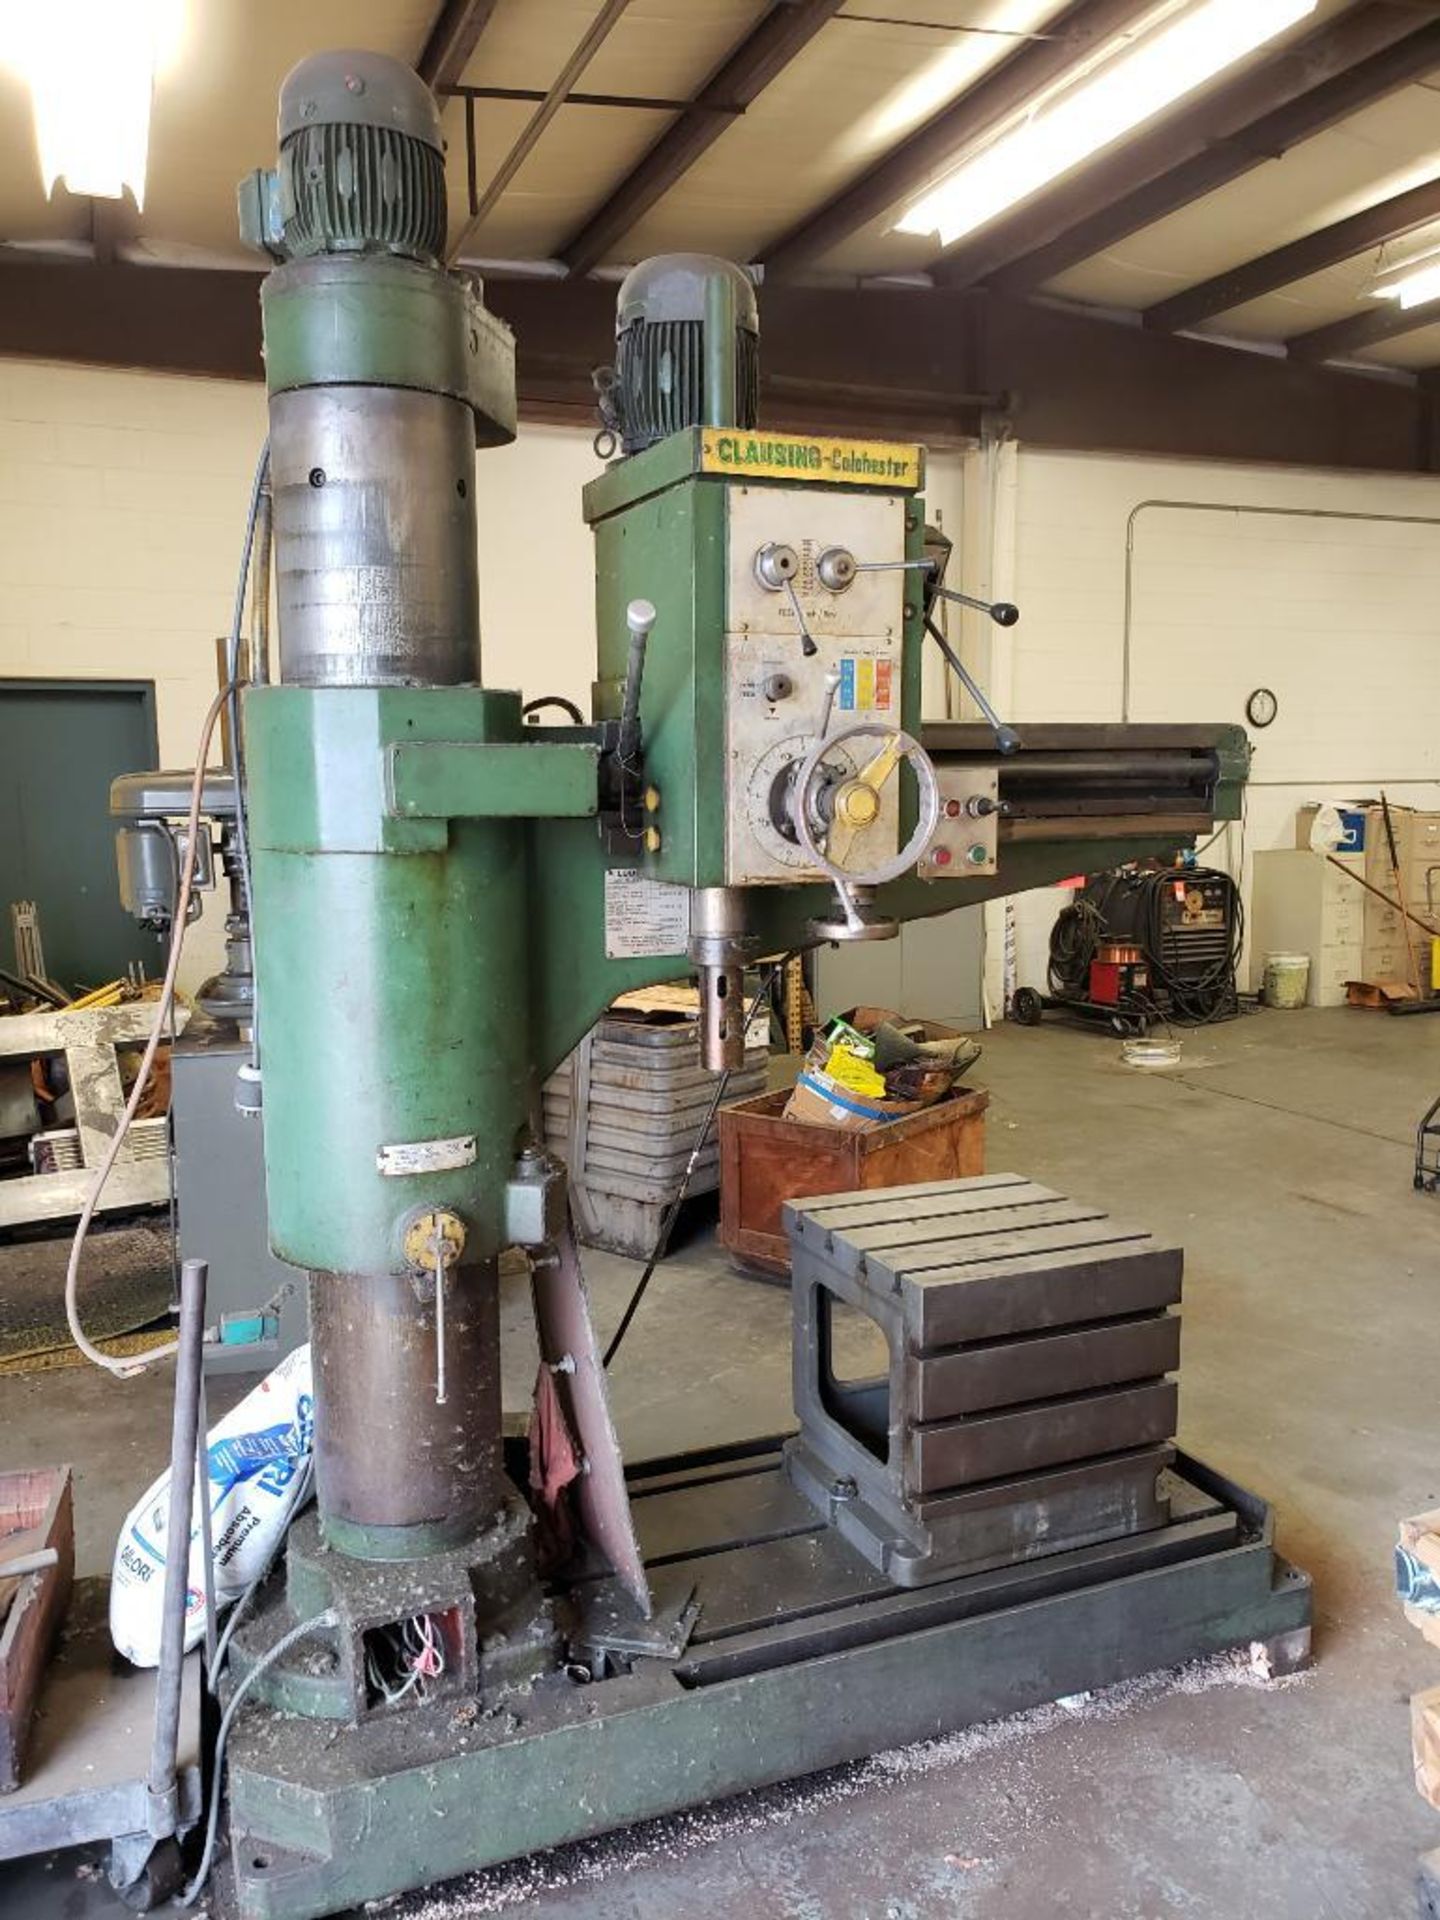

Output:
xmin=1359 ymin=807 xmax=1440 ymax=994
xmin=1251 ymin=805 xmax=1440 ymax=1006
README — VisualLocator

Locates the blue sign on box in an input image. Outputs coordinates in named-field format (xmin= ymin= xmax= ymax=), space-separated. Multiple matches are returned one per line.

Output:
xmin=1333 ymin=808 xmax=1367 ymax=852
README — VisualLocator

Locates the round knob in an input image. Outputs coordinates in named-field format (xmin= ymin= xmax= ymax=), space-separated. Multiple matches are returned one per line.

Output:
xmin=763 ymin=672 xmax=794 ymax=702
xmin=755 ymin=543 xmax=799 ymax=591
xmin=817 ymin=546 xmax=857 ymax=592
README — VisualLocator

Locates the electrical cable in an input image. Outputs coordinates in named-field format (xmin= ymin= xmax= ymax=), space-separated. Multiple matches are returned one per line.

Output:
xmin=603 ymin=957 xmax=788 ymax=1369
xmin=64 ymin=444 xmax=271 ymax=1379
xmin=180 ymin=1608 xmax=338 ymax=1907
xmin=206 ymin=1456 xmax=314 ymax=1690
xmin=64 ymin=683 xmax=234 ymax=1378
xmin=226 ymin=442 xmax=270 ymax=1080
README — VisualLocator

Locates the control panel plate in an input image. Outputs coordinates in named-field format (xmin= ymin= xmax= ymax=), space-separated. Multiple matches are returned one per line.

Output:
xmin=723 ymin=484 xmax=907 ymax=885
xmin=918 ymin=765 xmax=1000 ymax=879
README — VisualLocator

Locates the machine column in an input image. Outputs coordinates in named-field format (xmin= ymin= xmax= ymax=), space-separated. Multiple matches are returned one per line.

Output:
xmin=309 ymin=1262 xmax=504 ymax=1559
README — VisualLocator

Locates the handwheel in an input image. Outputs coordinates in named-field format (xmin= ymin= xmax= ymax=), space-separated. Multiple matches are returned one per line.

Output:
xmin=791 ymin=721 xmax=941 ymax=937
xmin=1011 ymin=987 xmax=1044 ymax=1026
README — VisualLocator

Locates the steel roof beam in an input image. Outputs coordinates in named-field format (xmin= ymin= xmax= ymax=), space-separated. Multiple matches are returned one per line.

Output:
xmin=931 ymin=5 xmax=1440 ymax=294
xmin=558 ymin=0 xmax=848 ymax=278
xmin=760 ymin=0 xmax=1161 ymax=280
xmin=417 ymin=0 xmax=502 ymax=92
xmin=1286 ymin=290 xmax=1440 ymax=362
xmin=1144 ymin=173 xmax=1440 ymax=333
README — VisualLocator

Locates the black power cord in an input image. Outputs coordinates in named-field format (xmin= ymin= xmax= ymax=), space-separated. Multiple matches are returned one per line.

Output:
xmin=603 ymin=957 xmax=789 ymax=1369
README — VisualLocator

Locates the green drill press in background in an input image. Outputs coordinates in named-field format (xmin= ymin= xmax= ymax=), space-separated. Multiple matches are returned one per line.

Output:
xmin=203 ymin=49 xmax=1304 ymax=1920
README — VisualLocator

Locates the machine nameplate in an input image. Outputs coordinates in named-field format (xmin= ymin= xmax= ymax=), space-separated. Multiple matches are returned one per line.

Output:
xmin=603 ymin=869 xmax=689 ymax=958
xmin=700 ymin=431 xmax=921 ymax=490
xmin=376 ymin=1134 xmax=478 ymax=1177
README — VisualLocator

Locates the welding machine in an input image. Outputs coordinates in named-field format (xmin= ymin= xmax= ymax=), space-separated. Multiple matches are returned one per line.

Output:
xmin=1013 ymin=863 xmax=1242 ymax=1034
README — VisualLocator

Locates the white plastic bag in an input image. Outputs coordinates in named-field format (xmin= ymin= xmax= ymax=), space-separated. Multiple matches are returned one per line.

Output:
xmin=109 ymin=1343 xmax=314 ymax=1666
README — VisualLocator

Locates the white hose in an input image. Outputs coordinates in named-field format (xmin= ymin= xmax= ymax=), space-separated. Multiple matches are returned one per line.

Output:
xmin=64 ymin=683 xmax=235 ymax=1378
xmin=66 ymin=442 xmax=271 ymax=1380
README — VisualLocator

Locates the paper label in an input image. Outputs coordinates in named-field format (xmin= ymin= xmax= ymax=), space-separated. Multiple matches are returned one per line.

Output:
xmin=604 ymin=869 xmax=690 ymax=960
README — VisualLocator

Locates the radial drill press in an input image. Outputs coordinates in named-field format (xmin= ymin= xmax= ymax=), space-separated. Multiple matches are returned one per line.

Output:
xmin=210 ymin=52 xmax=1308 ymax=1920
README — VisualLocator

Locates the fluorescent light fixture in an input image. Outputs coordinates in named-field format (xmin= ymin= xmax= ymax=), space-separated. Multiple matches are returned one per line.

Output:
xmin=896 ymin=0 xmax=1318 ymax=250
xmin=1 ymin=0 xmax=184 ymax=208
xmin=1372 ymin=255 xmax=1440 ymax=309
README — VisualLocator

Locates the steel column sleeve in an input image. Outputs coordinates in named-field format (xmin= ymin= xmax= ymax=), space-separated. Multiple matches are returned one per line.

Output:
xmin=309 ymin=1262 xmax=504 ymax=1559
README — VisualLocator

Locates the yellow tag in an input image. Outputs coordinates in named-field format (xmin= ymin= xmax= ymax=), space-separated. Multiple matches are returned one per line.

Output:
xmin=699 ymin=430 xmax=922 ymax=490
xmin=821 ymin=1044 xmax=888 ymax=1099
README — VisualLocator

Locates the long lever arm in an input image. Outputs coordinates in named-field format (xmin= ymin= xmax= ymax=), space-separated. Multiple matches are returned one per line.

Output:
xmin=925 ymin=617 xmax=1021 ymax=756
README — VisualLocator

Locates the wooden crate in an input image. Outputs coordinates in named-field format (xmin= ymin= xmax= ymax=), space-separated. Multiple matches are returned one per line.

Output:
xmin=719 ymin=1084 xmax=989 ymax=1279
xmin=1 ymin=1464 xmax=74 ymax=1792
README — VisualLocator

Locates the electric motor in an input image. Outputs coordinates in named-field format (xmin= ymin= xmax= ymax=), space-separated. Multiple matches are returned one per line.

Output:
xmin=597 ymin=253 xmax=760 ymax=456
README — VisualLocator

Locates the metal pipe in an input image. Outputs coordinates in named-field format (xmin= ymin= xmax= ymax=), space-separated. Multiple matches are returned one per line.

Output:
xmin=249 ymin=474 xmax=272 ymax=686
xmin=688 ymin=887 xmax=751 ymax=1072
xmin=703 ymin=267 xmax=738 ymax=430
xmin=146 ymin=1257 xmax=208 ymax=1840
xmin=446 ymin=0 xmax=633 ymax=263
xmin=1122 ymin=498 xmax=1440 ymax=721
xmin=0 ymin=1547 xmax=58 ymax=1578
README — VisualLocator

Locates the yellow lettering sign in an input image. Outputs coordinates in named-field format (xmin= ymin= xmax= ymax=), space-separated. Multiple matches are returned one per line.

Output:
xmin=699 ymin=431 xmax=922 ymax=490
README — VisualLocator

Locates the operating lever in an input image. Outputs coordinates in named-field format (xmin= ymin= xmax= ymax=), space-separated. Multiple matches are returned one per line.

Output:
xmin=782 ymin=578 xmax=819 ymax=658
xmin=930 ymin=582 xmax=1020 ymax=627
xmin=616 ymin=598 xmax=656 ymax=769
xmin=853 ymin=558 xmax=1020 ymax=628
xmin=925 ymin=617 xmax=1021 ymax=756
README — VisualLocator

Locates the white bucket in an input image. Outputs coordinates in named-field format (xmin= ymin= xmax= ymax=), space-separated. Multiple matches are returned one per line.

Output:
xmin=1264 ymin=952 xmax=1310 ymax=1010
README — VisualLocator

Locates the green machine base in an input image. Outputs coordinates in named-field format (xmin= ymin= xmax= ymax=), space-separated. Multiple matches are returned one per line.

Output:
xmin=225 ymin=1438 xmax=1310 ymax=1920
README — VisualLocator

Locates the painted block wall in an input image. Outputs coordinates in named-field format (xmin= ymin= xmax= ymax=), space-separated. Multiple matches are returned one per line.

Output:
xmin=0 ymin=354 xmax=966 ymax=993
xmin=0 ymin=358 xmax=606 ymax=988
xmin=993 ymin=447 xmax=1440 ymax=999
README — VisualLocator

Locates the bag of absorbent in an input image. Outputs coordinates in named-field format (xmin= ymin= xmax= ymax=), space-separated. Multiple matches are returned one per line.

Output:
xmin=109 ymin=1342 xmax=314 ymax=1666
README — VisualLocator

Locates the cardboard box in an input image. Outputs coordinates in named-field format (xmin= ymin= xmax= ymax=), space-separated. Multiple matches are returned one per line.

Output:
xmin=1414 ymin=1686 xmax=1440 ymax=1812
xmin=1346 ymin=978 xmax=1419 ymax=1009
xmin=1396 ymin=1511 xmax=1440 ymax=1646
xmin=783 ymin=1069 xmax=921 ymax=1132
xmin=1399 ymin=1510 xmax=1440 ymax=1571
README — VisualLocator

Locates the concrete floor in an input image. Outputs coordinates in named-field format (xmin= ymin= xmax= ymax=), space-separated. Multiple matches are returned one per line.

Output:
xmin=4 ymin=1004 xmax=1440 ymax=1917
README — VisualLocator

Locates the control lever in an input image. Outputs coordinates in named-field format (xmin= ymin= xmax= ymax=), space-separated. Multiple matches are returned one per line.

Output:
xmin=930 ymin=582 xmax=1020 ymax=627
xmin=818 ymin=665 xmax=842 ymax=738
xmin=782 ymin=577 xmax=819 ymax=658
xmin=925 ymin=616 xmax=1021 ymax=756
xmin=616 ymin=598 xmax=655 ymax=769
xmin=853 ymin=558 xmax=1020 ymax=628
